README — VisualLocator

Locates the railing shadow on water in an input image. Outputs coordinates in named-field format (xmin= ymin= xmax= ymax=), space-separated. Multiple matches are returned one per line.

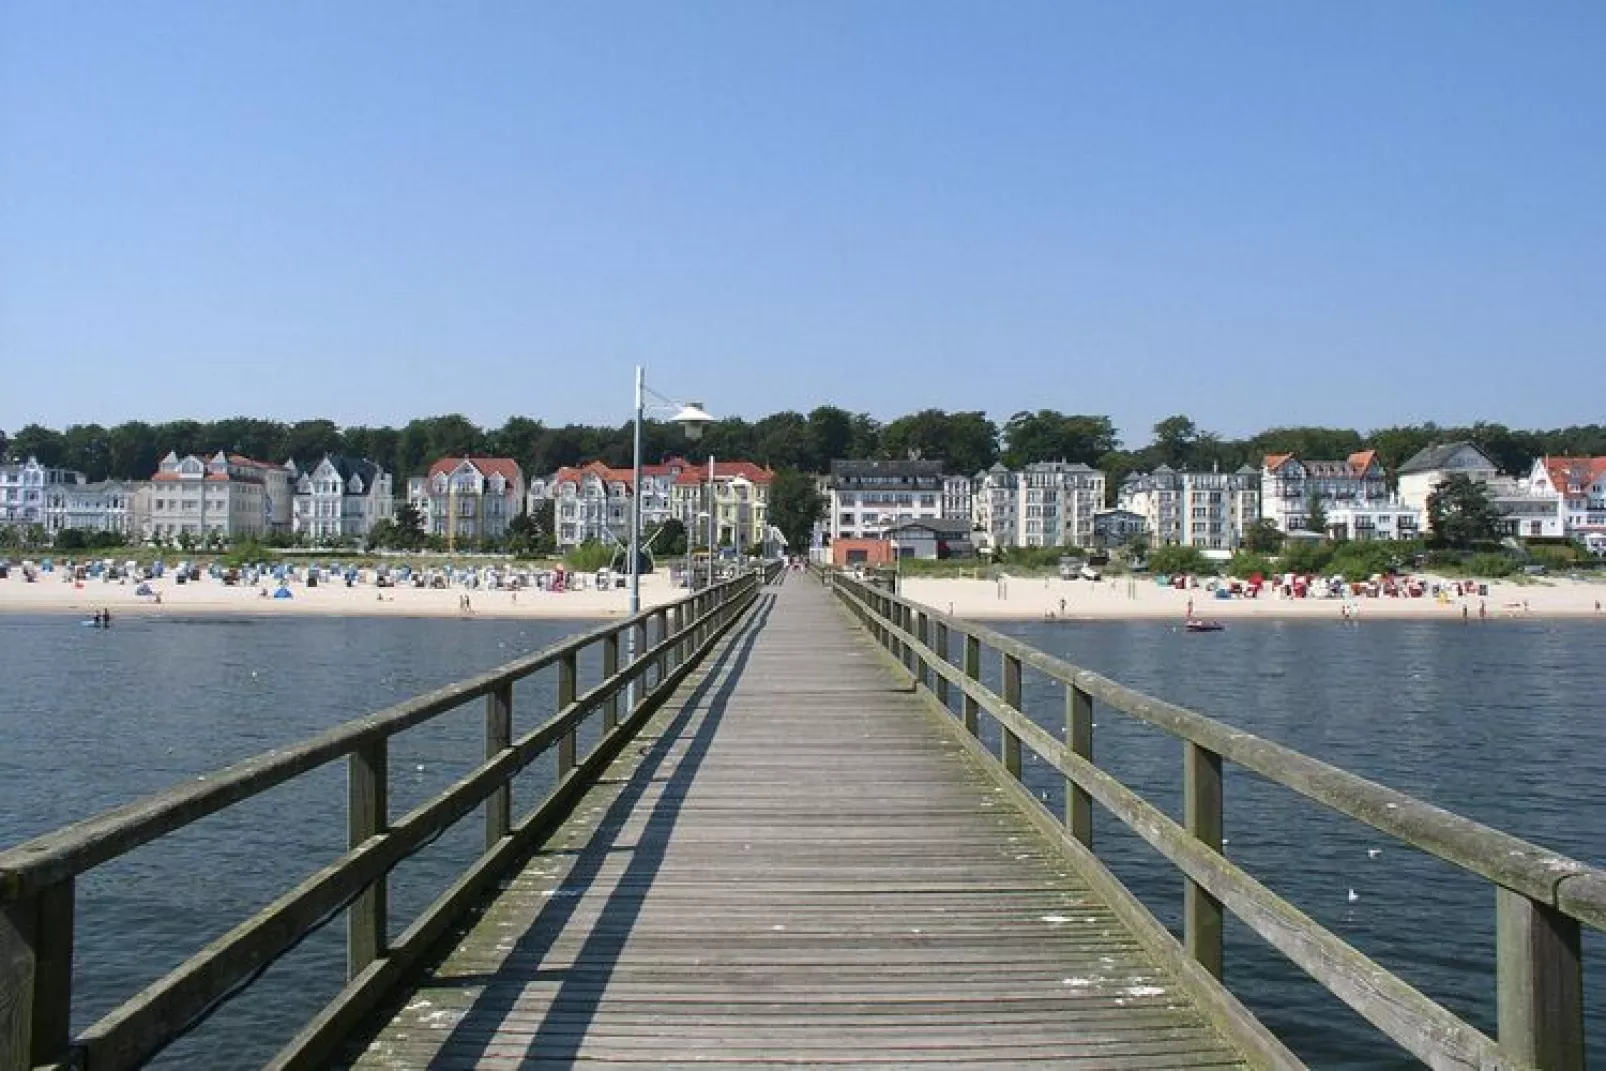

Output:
xmin=0 ymin=564 xmax=781 ymax=1071
xmin=823 ymin=567 xmax=1606 ymax=1071
xmin=396 ymin=593 xmax=778 ymax=1065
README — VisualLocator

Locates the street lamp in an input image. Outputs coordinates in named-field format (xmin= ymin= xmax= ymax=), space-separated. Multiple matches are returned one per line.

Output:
xmin=629 ymin=367 xmax=712 ymax=619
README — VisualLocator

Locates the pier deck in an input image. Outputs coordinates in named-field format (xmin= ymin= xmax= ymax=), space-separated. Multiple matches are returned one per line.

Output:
xmin=340 ymin=578 xmax=1247 ymax=1068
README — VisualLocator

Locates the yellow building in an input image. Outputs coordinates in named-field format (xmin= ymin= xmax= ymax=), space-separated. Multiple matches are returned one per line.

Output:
xmin=669 ymin=461 xmax=774 ymax=550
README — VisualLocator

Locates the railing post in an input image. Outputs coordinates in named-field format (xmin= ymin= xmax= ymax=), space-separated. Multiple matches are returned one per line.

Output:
xmin=667 ymin=605 xmax=681 ymax=671
xmin=558 ymin=651 xmax=577 ymax=776
xmin=602 ymin=632 xmax=621 ymax=731
xmin=655 ymin=608 xmax=672 ymax=681
xmin=915 ymin=611 xmax=929 ymax=689
xmin=1184 ymin=741 xmax=1224 ymax=979
xmin=1497 ymin=888 xmax=1584 ymax=1070
xmin=1066 ymin=683 xmax=1093 ymax=847
xmin=0 ymin=879 xmax=74 ymax=1069
xmin=348 ymin=739 xmax=387 ymax=978
xmin=962 ymin=633 xmax=980 ymax=736
xmin=1001 ymin=652 xmax=1022 ymax=779
xmin=934 ymin=620 xmax=950 ymax=708
xmin=485 ymin=682 xmax=512 ymax=848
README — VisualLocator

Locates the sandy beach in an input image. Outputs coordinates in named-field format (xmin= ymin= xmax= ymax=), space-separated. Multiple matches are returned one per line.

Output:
xmin=899 ymin=572 xmax=1606 ymax=623
xmin=0 ymin=569 xmax=688 ymax=620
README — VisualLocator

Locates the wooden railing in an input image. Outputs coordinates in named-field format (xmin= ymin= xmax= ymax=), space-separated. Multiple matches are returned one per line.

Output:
xmin=0 ymin=564 xmax=779 ymax=1071
xmin=828 ymin=570 xmax=1604 ymax=1071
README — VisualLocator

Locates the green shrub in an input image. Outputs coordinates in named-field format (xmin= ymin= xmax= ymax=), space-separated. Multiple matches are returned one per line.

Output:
xmin=1225 ymin=552 xmax=1275 ymax=579
xmin=564 ymin=541 xmax=614 ymax=572
xmin=1464 ymin=552 xmax=1517 ymax=578
xmin=1328 ymin=541 xmax=1399 ymax=582
xmin=1148 ymin=545 xmax=1213 ymax=576
xmin=1278 ymin=541 xmax=1333 ymax=575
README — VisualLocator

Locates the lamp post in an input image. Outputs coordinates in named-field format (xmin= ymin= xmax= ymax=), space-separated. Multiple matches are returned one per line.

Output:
xmin=706 ymin=453 xmax=717 ymax=589
xmin=628 ymin=367 xmax=712 ymax=618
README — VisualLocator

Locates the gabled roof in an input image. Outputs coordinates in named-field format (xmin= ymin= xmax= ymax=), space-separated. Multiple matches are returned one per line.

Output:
xmin=1263 ymin=454 xmax=1295 ymax=472
xmin=1538 ymin=456 xmax=1606 ymax=492
xmin=550 ymin=458 xmax=773 ymax=491
xmin=1264 ymin=452 xmax=1382 ymax=478
xmin=883 ymin=517 xmax=972 ymax=537
xmin=1398 ymin=442 xmax=1496 ymax=475
xmin=428 ymin=456 xmax=524 ymax=484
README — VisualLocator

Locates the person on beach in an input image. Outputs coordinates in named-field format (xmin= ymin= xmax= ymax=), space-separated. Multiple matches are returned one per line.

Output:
xmin=1478 ymin=600 xmax=1487 ymax=620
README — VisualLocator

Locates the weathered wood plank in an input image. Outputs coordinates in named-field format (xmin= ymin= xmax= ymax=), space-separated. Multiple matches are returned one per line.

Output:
xmin=342 ymin=580 xmax=1250 ymax=1068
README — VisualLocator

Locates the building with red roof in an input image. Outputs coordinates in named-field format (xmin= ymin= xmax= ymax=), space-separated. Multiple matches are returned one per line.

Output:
xmin=406 ymin=457 xmax=526 ymax=545
xmin=1259 ymin=450 xmax=1402 ymax=536
xmin=529 ymin=456 xmax=774 ymax=551
xmin=1528 ymin=457 xmax=1606 ymax=551
xmin=146 ymin=450 xmax=283 ymax=542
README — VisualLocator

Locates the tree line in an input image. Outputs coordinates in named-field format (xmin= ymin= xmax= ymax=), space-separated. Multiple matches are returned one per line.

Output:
xmin=5 ymin=410 xmax=1605 ymax=493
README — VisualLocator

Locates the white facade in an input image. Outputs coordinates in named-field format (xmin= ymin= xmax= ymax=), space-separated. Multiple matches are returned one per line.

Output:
xmin=1399 ymin=443 xmax=1564 ymax=539
xmin=828 ymin=460 xmax=947 ymax=542
xmin=407 ymin=457 xmax=526 ymax=543
xmin=46 ymin=480 xmax=138 ymax=535
xmin=1528 ymin=457 xmax=1606 ymax=546
xmin=972 ymin=462 xmax=1106 ymax=549
xmin=1260 ymin=452 xmax=1391 ymax=533
xmin=291 ymin=456 xmax=394 ymax=542
xmin=1119 ymin=465 xmax=1260 ymax=550
xmin=146 ymin=451 xmax=272 ymax=541
xmin=0 ymin=457 xmax=83 ymax=528
xmin=1324 ymin=503 xmax=1423 ymax=543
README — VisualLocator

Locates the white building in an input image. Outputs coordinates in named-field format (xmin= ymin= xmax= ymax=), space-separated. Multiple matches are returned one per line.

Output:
xmin=290 ymin=455 xmax=394 ymax=542
xmin=1260 ymin=451 xmax=1393 ymax=534
xmin=1399 ymin=443 xmax=1563 ymax=539
xmin=541 ymin=459 xmax=676 ymax=550
xmin=1092 ymin=508 xmax=1146 ymax=550
xmin=146 ymin=451 xmax=274 ymax=541
xmin=1324 ymin=503 xmax=1423 ymax=543
xmin=0 ymin=456 xmax=83 ymax=529
xmin=971 ymin=462 xmax=1106 ymax=550
xmin=1119 ymin=465 xmax=1260 ymax=550
xmin=1528 ymin=457 xmax=1606 ymax=550
xmin=827 ymin=460 xmax=948 ymax=542
xmin=408 ymin=457 xmax=526 ymax=544
xmin=47 ymin=480 xmax=139 ymax=536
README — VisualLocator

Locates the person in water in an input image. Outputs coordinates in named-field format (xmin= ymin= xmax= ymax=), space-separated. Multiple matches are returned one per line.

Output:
xmin=101 ymin=608 xmax=111 ymax=626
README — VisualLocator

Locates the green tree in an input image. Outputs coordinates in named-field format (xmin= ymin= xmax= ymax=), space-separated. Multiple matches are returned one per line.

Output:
xmin=1001 ymin=411 xmax=1119 ymax=467
xmin=1279 ymin=540 xmax=1334 ymax=574
xmin=1226 ymin=552 xmax=1276 ymax=579
xmin=768 ymin=468 xmax=824 ymax=555
xmin=1304 ymin=490 xmax=1328 ymax=536
xmin=646 ymin=518 xmax=688 ymax=557
xmin=60 ymin=424 xmax=112 ymax=479
xmin=1427 ymin=474 xmax=1502 ymax=548
xmin=879 ymin=409 xmax=998 ymax=474
xmin=10 ymin=424 xmax=65 ymax=467
xmin=1243 ymin=518 xmax=1285 ymax=554
xmin=54 ymin=528 xmax=87 ymax=550
xmin=1151 ymin=415 xmax=1200 ymax=468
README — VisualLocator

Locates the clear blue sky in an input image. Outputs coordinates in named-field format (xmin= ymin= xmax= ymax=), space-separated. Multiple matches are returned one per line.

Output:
xmin=2 ymin=2 xmax=1602 ymax=445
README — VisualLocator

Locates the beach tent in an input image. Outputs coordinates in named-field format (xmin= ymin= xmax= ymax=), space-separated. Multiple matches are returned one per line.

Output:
xmin=273 ymin=586 xmax=293 ymax=599
xmin=135 ymin=583 xmax=154 ymax=597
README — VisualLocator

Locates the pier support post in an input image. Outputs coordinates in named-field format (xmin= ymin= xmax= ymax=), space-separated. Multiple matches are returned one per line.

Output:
xmin=1184 ymin=742 xmax=1224 ymax=979
xmin=1066 ymin=683 xmax=1093 ymax=847
xmin=1497 ymin=888 xmax=1583 ymax=1070
xmin=1001 ymin=653 xmax=1022 ymax=780
xmin=348 ymin=740 xmax=388 ymax=978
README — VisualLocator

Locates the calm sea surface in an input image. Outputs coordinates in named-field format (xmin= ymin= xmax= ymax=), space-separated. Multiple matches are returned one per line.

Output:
xmin=1 ymin=611 xmax=1603 ymax=1067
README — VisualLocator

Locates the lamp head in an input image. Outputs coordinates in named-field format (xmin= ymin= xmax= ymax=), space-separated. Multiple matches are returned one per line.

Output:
xmin=672 ymin=401 xmax=714 ymax=441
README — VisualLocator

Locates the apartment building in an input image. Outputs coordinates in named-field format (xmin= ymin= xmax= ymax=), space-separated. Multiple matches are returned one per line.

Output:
xmin=1119 ymin=465 xmax=1260 ymax=550
xmin=289 ymin=455 xmax=394 ymax=542
xmin=0 ymin=456 xmax=83 ymax=528
xmin=146 ymin=451 xmax=274 ymax=541
xmin=408 ymin=457 xmax=526 ymax=543
xmin=46 ymin=480 xmax=138 ymax=536
xmin=827 ymin=460 xmax=948 ymax=542
xmin=971 ymin=461 xmax=1106 ymax=550
xmin=1528 ymin=456 xmax=1606 ymax=551
xmin=1260 ymin=452 xmax=1391 ymax=533
xmin=1400 ymin=443 xmax=1563 ymax=539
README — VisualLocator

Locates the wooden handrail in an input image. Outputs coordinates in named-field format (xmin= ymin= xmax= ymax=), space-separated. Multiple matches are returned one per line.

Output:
xmin=829 ymin=571 xmax=1597 ymax=1070
xmin=0 ymin=565 xmax=776 ymax=1071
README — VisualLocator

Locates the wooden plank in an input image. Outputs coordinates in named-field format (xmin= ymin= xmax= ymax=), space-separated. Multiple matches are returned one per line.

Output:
xmin=1066 ymin=682 xmax=1093 ymax=848
xmin=602 ymin=633 xmax=620 ymax=732
xmin=484 ymin=683 xmax=512 ymax=847
xmin=557 ymin=651 xmax=578 ymax=775
xmin=343 ymin=579 xmax=1251 ymax=1069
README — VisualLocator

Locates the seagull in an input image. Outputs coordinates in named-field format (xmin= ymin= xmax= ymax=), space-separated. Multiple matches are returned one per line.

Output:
xmin=1347 ymin=888 xmax=1360 ymax=903
xmin=1367 ymin=848 xmax=1382 ymax=859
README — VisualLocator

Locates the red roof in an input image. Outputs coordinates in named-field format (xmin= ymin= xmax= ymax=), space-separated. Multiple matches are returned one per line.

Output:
xmin=1348 ymin=450 xmax=1378 ymax=473
xmin=428 ymin=457 xmax=524 ymax=484
xmin=551 ymin=457 xmax=772 ymax=490
xmin=1540 ymin=456 xmax=1606 ymax=493
xmin=1263 ymin=453 xmax=1294 ymax=472
xmin=673 ymin=461 xmax=774 ymax=486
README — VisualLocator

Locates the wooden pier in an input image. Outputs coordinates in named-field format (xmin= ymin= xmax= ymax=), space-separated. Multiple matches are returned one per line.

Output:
xmin=5 ymin=562 xmax=1606 ymax=1069
xmin=338 ymin=576 xmax=1248 ymax=1068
